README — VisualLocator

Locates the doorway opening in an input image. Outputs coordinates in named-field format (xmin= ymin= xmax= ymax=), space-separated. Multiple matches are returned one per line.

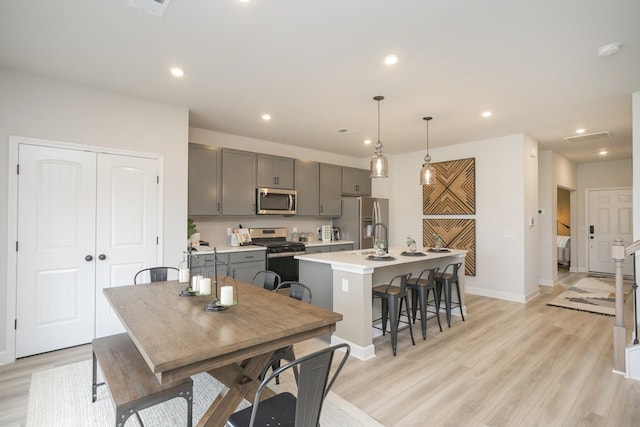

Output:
xmin=557 ymin=187 xmax=571 ymax=272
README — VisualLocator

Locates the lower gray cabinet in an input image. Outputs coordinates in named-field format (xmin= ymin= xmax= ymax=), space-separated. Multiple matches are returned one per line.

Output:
xmin=189 ymin=253 xmax=230 ymax=277
xmin=331 ymin=243 xmax=353 ymax=252
xmin=305 ymin=245 xmax=330 ymax=255
xmin=227 ymin=251 xmax=266 ymax=284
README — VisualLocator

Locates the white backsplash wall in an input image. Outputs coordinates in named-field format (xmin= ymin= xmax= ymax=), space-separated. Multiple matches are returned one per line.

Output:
xmin=191 ymin=216 xmax=334 ymax=246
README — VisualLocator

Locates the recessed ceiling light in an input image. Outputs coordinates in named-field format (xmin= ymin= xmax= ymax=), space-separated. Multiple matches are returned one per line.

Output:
xmin=597 ymin=43 xmax=621 ymax=57
xmin=261 ymin=114 xmax=271 ymax=121
xmin=599 ymin=150 xmax=608 ymax=156
xmin=576 ymin=128 xmax=586 ymax=134
xmin=364 ymin=139 xmax=372 ymax=145
xmin=170 ymin=67 xmax=184 ymax=77
xmin=238 ymin=0 xmax=251 ymax=3
xmin=384 ymin=54 xmax=398 ymax=65
xmin=481 ymin=111 xmax=492 ymax=118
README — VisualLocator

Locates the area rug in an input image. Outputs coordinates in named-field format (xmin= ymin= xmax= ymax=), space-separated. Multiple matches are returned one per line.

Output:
xmin=547 ymin=276 xmax=631 ymax=316
xmin=26 ymin=360 xmax=383 ymax=427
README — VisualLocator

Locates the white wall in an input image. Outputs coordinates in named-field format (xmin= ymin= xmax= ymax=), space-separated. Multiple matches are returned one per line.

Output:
xmin=390 ymin=134 xmax=537 ymax=302
xmin=635 ymin=91 xmax=640 ymax=244
xmin=575 ymin=158 xmax=633 ymax=272
xmin=0 ymin=69 xmax=188 ymax=361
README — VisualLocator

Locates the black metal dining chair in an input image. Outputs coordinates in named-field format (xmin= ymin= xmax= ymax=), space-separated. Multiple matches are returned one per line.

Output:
xmin=263 ymin=281 xmax=313 ymax=384
xmin=133 ymin=267 xmax=179 ymax=284
xmin=227 ymin=343 xmax=350 ymax=427
xmin=251 ymin=270 xmax=281 ymax=291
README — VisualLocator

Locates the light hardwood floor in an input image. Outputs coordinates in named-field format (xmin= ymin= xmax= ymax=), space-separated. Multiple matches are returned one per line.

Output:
xmin=2 ymin=272 xmax=640 ymax=427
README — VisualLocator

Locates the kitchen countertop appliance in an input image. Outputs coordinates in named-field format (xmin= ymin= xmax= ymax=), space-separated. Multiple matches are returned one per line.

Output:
xmin=248 ymin=227 xmax=305 ymax=282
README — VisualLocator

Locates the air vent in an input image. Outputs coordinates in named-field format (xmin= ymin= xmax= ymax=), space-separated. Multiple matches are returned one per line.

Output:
xmin=563 ymin=131 xmax=612 ymax=143
xmin=129 ymin=0 xmax=172 ymax=18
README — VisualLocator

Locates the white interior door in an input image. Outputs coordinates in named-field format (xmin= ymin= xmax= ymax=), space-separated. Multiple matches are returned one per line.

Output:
xmin=94 ymin=154 xmax=159 ymax=337
xmin=588 ymin=189 xmax=633 ymax=275
xmin=16 ymin=145 xmax=97 ymax=357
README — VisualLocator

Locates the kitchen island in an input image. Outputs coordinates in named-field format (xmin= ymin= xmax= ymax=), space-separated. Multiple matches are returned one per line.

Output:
xmin=296 ymin=247 xmax=467 ymax=360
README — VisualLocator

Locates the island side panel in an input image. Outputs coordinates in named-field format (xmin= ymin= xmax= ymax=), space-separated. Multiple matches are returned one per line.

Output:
xmin=332 ymin=268 xmax=376 ymax=360
xmin=298 ymin=259 xmax=333 ymax=311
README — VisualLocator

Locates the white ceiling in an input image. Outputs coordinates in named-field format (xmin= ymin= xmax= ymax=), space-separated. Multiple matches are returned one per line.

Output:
xmin=1 ymin=0 xmax=639 ymax=163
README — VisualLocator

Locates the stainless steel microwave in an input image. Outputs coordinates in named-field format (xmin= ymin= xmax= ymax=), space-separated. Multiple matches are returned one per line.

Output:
xmin=256 ymin=188 xmax=297 ymax=215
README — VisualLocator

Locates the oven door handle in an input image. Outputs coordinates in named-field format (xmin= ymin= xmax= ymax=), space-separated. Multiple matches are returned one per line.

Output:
xmin=267 ymin=251 xmax=306 ymax=259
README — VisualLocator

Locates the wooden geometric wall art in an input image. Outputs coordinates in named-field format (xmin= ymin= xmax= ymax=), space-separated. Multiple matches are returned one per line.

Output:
xmin=423 ymin=158 xmax=475 ymax=215
xmin=423 ymin=218 xmax=476 ymax=276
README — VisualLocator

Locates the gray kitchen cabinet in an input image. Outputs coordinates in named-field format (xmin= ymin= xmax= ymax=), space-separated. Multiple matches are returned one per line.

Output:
xmin=221 ymin=149 xmax=257 ymax=216
xmin=228 ymin=250 xmax=266 ymax=284
xmin=294 ymin=160 xmax=319 ymax=216
xmin=331 ymin=243 xmax=353 ymax=252
xmin=305 ymin=245 xmax=330 ymax=255
xmin=342 ymin=167 xmax=371 ymax=196
xmin=257 ymin=154 xmax=294 ymax=189
xmin=188 ymin=144 xmax=221 ymax=216
xmin=189 ymin=253 xmax=230 ymax=278
xmin=319 ymin=163 xmax=341 ymax=216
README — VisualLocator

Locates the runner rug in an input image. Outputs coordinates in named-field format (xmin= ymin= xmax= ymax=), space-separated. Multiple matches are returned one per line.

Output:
xmin=26 ymin=359 xmax=383 ymax=427
xmin=547 ymin=276 xmax=631 ymax=316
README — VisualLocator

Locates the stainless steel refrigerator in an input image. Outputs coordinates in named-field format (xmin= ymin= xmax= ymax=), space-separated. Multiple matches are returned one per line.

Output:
xmin=334 ymin=197 xmax=389 ymax=250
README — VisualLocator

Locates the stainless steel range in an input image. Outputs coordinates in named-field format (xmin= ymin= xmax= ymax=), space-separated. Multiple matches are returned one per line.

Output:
xmin=249 ymin=228 xmax=305 ymax=282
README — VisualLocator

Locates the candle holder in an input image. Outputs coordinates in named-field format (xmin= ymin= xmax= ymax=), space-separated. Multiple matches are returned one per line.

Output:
xmin=204 ymin=247 xmax=229 ymax=312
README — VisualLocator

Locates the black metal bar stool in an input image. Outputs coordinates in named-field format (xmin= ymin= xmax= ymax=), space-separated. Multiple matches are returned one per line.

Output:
xmin=435 ymin=262 xmax=465 ymax=327
xmin=407 ymin=267 xmax=442 ymax=339
xmin=372 ymin=273 xmax=415 ymax=356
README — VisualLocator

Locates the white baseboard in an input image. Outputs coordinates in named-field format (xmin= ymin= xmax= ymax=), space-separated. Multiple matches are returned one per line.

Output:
xmin=465 ymin=286 xmax=527 ymax=303
xmin=625 ymin=344 xmax=640 ymax=380
xmin=331 ymin=335 xmax=375 ymax=361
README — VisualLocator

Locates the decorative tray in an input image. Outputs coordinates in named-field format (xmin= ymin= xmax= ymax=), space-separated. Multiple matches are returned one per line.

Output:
xmin=366 ymin=255 xmax=396 ymax=261
xmin=427 ymin=248 xmax=450 ymax=253
xmin=400 ymin=251 xmax=426 ymax=256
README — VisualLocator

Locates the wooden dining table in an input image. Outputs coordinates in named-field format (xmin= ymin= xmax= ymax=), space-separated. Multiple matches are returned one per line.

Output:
xmin=103 ymin=279 xmax=343 ymax=427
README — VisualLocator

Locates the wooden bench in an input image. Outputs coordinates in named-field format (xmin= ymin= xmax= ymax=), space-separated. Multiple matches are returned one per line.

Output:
xmin=92 ymin=333 xmax=193 ymax=427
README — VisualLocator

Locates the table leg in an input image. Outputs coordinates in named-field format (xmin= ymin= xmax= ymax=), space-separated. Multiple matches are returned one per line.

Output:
xmin=198 ymin=351 xmax=274 ymax=427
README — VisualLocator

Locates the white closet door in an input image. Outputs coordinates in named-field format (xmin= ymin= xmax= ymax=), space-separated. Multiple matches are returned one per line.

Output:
xmin=94 ymin=153 xmax=159 ymax=337
xmin=16 ymin=145 xmax=97 ymax=357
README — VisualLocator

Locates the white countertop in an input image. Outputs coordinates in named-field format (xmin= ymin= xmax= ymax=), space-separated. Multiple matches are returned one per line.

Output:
xmin=187 ymin=245 xmax=266 ymax=255
xmin=296 ymin=247 xmax=467 ymax=272
xmin=303 ymin=240 xmax=354 ymax=247
xmin=187 ymin=240 xmax=354 ymax=255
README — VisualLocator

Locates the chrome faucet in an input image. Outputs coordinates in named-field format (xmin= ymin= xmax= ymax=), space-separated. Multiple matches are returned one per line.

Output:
xmin=372 ymin=222 xmax=388 ymax=254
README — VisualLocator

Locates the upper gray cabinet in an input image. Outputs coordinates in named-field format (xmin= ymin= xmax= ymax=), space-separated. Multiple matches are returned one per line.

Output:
xmin=221 ymin=148 xmax=257 ymax=216
xmin=188 ymin=143 xmax=221 ymax=216
xmin=257 ymin=154 xmax=294 ymax=189
xmin=342 ymin=167 xmax=371 ymax=196
xmin=294 ymin=160 xmax=319 ymax=216
xmin=319 ymin=163 xmax=341 ymax=216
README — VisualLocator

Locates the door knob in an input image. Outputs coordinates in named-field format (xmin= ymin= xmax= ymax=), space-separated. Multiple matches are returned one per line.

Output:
xmin=85 ymin=255 xmax=93 ymax=261
xmin=98 ymin=254 xmax=106 ymax=260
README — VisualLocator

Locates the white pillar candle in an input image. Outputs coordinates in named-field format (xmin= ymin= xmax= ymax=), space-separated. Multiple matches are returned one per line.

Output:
xmin=179 ymin=268 xmax=190 ymax=284
xmin=199 ymin=278 xmax=212 ymax=296
xmin=191 ymin=275 xmax=201 ymax=292
xmin=220 ymin=285 xmax=234 ymax=306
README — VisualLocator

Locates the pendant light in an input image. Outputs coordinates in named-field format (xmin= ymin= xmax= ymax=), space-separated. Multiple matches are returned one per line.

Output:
xmin=370 ymin=95 xmax=389 ymax=178
xmin=420 ymin=116 xmax=436 ymax=185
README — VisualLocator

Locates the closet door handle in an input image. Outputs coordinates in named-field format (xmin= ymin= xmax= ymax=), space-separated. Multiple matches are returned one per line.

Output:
xmin=85 ymin=255 xmax=93 ymax=262
xmin=98 ymin=254 xmax=106 ymax=260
